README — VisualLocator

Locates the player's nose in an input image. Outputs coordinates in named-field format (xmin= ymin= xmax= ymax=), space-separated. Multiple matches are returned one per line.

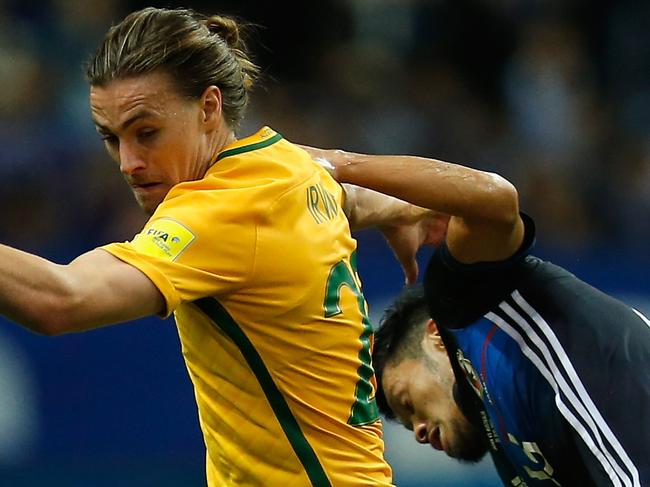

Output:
xmin=119 ymin=143 xmax=146 ymax=175
xmin=414 ymin=422 xmax=429 ymax=444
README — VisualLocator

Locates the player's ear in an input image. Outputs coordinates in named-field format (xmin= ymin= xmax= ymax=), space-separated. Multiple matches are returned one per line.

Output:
xmin=199 ymin=85 xmax=222 ymax=130
xmin=425 ymin=319 xmax=445 ymax=351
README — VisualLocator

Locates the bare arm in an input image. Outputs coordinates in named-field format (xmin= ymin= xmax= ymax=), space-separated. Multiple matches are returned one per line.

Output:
xmin=0 ymin=245 xmax=164 ymax=335
xmin=303 ymin=146 xmax=524 ymax=264
xmin=304 ymin=144 xmax=443 ymax=230
xmin=339 ymin=183 xmax=431 ymax=231
xmin=342 ymin=184 xmax=450 ymax=283
xmin=302 ymin=145 xmax=449 ymax=282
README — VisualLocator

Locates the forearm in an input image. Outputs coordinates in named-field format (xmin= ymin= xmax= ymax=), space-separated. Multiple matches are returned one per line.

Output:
xmin=0 ymin=244 xmax=76 ymax=333
xmin=342 ymin=183 xmax=430 ymax=231
xmin=333 ymin=151 xmax=519 ymax=225
xmin=0 ymin=246 xmax=164 ymax=335
xmin=303 ymin=145 xmax=523 ymax=264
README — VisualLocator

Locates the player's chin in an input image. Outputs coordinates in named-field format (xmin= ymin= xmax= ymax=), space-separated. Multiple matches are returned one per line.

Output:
xmin=134 ymin=192 xmax=165 ymax=215
xmin=446 ymin=419 xmax=488 ymax=463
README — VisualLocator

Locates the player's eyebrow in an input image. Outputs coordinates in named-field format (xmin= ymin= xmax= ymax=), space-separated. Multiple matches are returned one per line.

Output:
xmin=93 ymin=109 xmax=157 ymax=133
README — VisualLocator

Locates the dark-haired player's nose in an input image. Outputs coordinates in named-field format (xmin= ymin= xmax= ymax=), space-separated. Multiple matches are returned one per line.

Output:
xmin=414 ymin=421 xmax=429 ymax=444
xmin=119 ymin=143 xmax=146 ymax=175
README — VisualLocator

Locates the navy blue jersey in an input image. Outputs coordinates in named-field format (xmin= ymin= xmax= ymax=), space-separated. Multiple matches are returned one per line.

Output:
xmin=424 ymin=215 xmax=649 ymax=486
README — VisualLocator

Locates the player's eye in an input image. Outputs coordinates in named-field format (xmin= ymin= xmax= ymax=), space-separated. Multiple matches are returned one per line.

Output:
xmin=100 ymin=133 xmax=118 ymax=145
xmin=137 ymin=128 xmax=158 ymax=142
xmin=400 ymin=401 xmax=414 ymax=430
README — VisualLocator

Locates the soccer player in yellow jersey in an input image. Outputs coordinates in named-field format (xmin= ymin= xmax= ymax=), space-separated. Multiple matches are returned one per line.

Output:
xmin=0 ymin=7 xmax=411 ymax=486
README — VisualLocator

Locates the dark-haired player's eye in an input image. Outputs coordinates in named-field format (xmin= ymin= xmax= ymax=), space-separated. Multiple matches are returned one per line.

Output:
xmin=400 ymin=401 xmax=414 ymax=430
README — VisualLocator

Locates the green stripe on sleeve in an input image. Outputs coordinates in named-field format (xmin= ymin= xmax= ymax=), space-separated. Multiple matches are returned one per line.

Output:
xmin=194 ymin=297 xmax=331 ymax=487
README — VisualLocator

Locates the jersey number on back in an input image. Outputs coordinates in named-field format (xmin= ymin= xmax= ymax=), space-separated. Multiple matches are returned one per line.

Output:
xmin=323 ymin=258 xmax=379 ymax=426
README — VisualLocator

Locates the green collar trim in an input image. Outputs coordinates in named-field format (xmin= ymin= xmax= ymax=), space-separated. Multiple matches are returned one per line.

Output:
xmin=216 ymin=133 xmax=283 ymax=162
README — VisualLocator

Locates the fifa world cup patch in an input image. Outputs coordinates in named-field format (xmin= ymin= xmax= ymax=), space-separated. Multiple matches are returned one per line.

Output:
xmin=131 ymin=218 xmax=195 ymax=261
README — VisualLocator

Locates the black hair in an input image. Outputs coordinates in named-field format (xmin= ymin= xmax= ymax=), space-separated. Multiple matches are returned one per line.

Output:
xmin=373 ymin=284 xmax=430 ymax=420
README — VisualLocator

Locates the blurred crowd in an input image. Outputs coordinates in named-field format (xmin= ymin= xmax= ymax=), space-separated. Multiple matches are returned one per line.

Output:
xmin=1 ymin=0 xmax=649 ymax=256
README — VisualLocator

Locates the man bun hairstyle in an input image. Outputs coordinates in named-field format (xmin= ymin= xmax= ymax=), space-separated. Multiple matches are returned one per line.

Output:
xmin=202 ymin=15 xmax=258 ymax=94
xmin=86 ymin=7 xmax=260 ymax=129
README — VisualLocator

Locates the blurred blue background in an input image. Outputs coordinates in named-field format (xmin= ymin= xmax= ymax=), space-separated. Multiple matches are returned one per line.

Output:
xmin=0 ymin=0 xmax=649 ymax=485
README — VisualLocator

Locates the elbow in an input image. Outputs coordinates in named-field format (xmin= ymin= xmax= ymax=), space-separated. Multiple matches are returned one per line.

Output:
xmin=33 ymin=319 xmax=68 ymax=337
xmin=28 ymin=323 xmax=62 ymax=337
xmin=486 ymin=173 xmax=520 ymax=226
xmin=341 ymin=184 xmax=360 ymax=229
xmin=23 ymin=296 xmax=82 ymax=337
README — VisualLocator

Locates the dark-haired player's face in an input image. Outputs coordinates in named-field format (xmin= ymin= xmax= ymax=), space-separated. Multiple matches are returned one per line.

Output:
xmin=382 ymin=326 xmax=487 ymax=462
xmin=90 ymin=71 xmax=219 ymax=214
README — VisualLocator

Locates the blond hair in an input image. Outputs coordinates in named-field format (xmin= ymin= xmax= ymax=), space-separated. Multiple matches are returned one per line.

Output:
xmin=86 ymin=7 xmax=260 ymax=128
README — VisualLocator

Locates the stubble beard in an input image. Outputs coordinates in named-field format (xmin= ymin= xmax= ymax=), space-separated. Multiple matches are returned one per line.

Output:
xmin=446 ymin=416 xmax=489 ymax=463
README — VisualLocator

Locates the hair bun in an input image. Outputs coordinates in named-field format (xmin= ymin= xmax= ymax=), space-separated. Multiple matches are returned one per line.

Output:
xmin=205 ymin=16 xmax=240 ymax=48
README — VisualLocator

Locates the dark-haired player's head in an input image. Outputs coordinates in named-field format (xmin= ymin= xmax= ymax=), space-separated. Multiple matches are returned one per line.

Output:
xmin=373 ymin=285 xmax=487 ymax=462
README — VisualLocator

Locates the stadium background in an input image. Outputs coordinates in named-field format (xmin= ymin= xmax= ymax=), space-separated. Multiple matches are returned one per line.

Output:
xmin=0 ymin=0 xmax=648 ymax=485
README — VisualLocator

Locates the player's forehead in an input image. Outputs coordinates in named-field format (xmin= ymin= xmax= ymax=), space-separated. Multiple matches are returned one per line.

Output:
xmin=381 ymin=361 xmax=416 ymax=428
xmin=89 ymin=72 xmax=180 ymax=124
xmin=382 ymin=359 xmax=416 ymax=403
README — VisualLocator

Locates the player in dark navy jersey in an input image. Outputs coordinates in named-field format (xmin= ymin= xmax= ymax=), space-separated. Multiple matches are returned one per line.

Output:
xmin=301 ymin=147 xmax=649 ymax=486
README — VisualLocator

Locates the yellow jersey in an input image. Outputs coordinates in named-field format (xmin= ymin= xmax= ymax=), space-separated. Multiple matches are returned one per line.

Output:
xmin=102 ymin=127 xmax=393 ymax=486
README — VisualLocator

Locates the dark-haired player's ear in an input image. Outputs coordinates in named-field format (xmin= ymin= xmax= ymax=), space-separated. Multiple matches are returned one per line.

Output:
xmin=426 ymin=318 xmax=438 ymax=335
xmin=425 ymin=319 xmax=445 ymax=350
